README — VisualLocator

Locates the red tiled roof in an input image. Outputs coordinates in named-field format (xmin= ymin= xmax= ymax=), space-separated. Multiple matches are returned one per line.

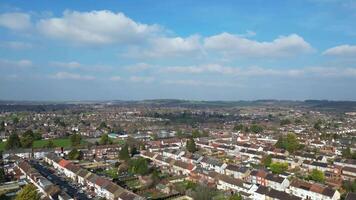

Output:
xmin=58 ymin=159 xmax=71 ymax=168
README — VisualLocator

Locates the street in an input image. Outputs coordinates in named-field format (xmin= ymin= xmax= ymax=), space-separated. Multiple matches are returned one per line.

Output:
xmin=30 ymin=160 xmax=91 ymax=200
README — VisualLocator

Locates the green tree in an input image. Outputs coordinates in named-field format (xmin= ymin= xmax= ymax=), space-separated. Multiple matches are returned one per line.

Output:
xmin=314 ymin=120 xmax=322 ymax=131
xmin=20 ymin=135 xmax=34 ymax=148
xmin=99 ymin=134 xmax=112 ymax=145
xmin=309 ymin=169 xmax=325 ymax=183
xmin=0 ymin=167 xmax=6 ymax=183
xmin=130 ymin=146 xmax=139 ymax=157
xmin=119 ymin=144 xmax=130 ymax=161
xmin=233 ymin=124 xmax=244 ymax=131
xmin=67 ymin=149 xmax=82 ymax=160
xmin=12 ymin=116 xmax=19 ymax=124
xmin=342 ymin=180 xmax=356 ymax=192
xmin=176 ymin=130 xmax=184 ymax=138
xmin=250 ymin=124 xmax=263 ymax=133
xmin=186 ymin=138 xmax=197 ymax=153
xmin=0 ymin=121 xmax=5 ymax=131
xmin=280 ymin=119 xmax=292 ymax=126
xmin=275 ymin=133 xmax=300 ymax=153
xmin=229 ymin=193 xmax=243 ymax=200
xmin=70 ymin=133 xmax=82 ymax=147
xmin=269 ymin=162 xmax=288 ymax=174
xmin=191 ymin=184 xmax=213 ymax=200
xmin=128 ymin=158 xmax=149 ymax=175
xmin=192 ymin=130 xmax=201 ymax=138
xmin=99 ymin=122 xmax=107 ymax=129
xmin=261 ymin=155 xmax=272 ymax=167
xmin=341 ymin=147 xmax=356 ymax=159
xmin=5 ymin=133 xmax=21 ymax=150
xmin=15 ymin=184 xmax=40 ymax=200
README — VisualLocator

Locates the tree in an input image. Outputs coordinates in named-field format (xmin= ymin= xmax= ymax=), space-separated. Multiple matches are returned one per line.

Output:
xmin=46 ymin=140 xmax=55 ymax=148
xmin=16 ymin=184 xmax=40 ymax=200
xmin=250 ymin=124 xmax=263 ymax=133
xmin=275 ymin=133 xmax=300 ymax=153
xmin=0 ymin=167 xmax=6 ymax=183
xmin=229 ymin=193 xmax=243 ymax=200
xmin=130 ymin=146 xmax=139 ymax=157
xmin=261 ymin=155 xmax=272 ymax=167
xmin=341 ymin=147 xmax=356 ymax=159
xmin=233 ymin=124 xmax=244 ymax=131
xmin=280 ymin=119 xmax=292 ymax=126
xmin=186 ymin=138 xmax=197 ymax=153
xmin=70 ymin=133 xmax=82 ymax=147
xmin=269 ymin=162 xmax=288 ymax=174
xmin=5 ymin=133 xmax=21 ymax=150
xmin=0 ymin=121 xmax=5 ymax=131
xmin=100 ymin=134 xmax=112 ymax=145
xmin=99 ymin=122 xmax=107 ymax=129
xmin=128 ymin=158 xmax=149 ymax=175
xmin=67 ymin=149 xmax=82 ymax=160
xmin=314 ymin=120 xmax=322 ymax=131
xmin=20 ymin=130 xmax=42 ymax=148
xmin=12 ymin=116 xmax=19 ymax=124
xmin=190 ymin=184 xmax=213 ymax=200
xmin=192 ymin=130 xmax=201 ymax=138
xmin=309 ymin=169 xmax=325 ymax=183
xmin=21 ymin=130 xmax=34 ymax=148
xmin=342 ymin=180 xmax=356 ymax=193
xmin=119 ymin=144 xmax=130 ymax=161
xmin=20 ymin=134 xmax=34 ymax=148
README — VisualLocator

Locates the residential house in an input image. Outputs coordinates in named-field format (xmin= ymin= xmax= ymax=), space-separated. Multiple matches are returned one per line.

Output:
xmin=254 ymin=185 xmax=301 ymax=200
xmin=289 ymin=179 xmax=340 ymax=200
xmin=224 ymin=164 xmax=250 ymax=180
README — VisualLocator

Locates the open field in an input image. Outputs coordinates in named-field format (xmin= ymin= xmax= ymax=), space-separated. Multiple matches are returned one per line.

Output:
xmin=0 ymin=138 xmax=88 ymax=151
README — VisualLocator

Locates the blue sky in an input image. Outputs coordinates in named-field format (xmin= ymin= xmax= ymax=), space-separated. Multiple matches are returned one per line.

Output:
xmin=0 ymin=0 xmax=356 ymax=101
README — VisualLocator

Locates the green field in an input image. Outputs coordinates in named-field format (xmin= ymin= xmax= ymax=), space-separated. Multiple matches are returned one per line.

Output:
xmin=0 ymin=138 xmax=87 ymax=151
xmin=32 ymin=138 xmax=72 ymax=148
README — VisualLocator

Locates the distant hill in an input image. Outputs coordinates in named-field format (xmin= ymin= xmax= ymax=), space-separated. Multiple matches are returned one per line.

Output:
xmin=0 ymin=99 xmax=355 ymax=112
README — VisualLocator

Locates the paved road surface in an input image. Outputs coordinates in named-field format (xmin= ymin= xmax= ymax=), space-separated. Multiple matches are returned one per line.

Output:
xmin=31 ymin=160 xmax=90 ymax=200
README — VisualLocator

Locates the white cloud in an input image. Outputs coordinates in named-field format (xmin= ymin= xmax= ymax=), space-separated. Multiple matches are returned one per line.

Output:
xmin=110 ymin=76 xmax=122 ymax=81
xmin=50 ymin=72 xmax=95 ymax=80
xmin=161 ymin=64 xmax=303 ymax=77
xmin=204 ymin=33 xmax=313 ymax=58
xmin=49 ymin=61 xmax=113 ymax=72
xmin=50 ymin=61 xmax=82 ymax=69
xmin=124 ymin=35 xmax=202 ymax=59
xmin=0 ymin=12 xmax=31 ymax=30
xmin=125 ymin=63 xmax=150 ymax=72
xmin=129 ymin=76 xmax=154 ymax=83
xmin=37 ymin=10 xmax=160 ymax=45
xmin=163 ymin=79 xmax=240 ymax=87
xmin=323 ymin=44 xmax=356 ymax=57
xmin=0 ymin=59 xmax=32 ymax=68
xmin=306 ymin=67 xmax=356 ymax=77
xmin=0 ymin=41 xmax=33 ymax=50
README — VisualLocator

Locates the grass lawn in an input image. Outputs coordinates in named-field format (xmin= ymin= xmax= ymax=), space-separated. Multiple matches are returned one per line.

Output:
xmin=125 ymin=179 xmax=141 ymax=189
xmin=32 ymin=138 xmax=72 ymax=148
xmin=112 ymin=138 xmax=126 ymax=145
xmin=0 ymin=138 xmax=87 ymax=150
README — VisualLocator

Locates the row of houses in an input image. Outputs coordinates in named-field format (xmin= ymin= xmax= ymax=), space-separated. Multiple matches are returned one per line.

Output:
xmin=44 ymin=153 xmax=144 ymax=200
xmin=15 ymin=159 xmax=72 ymax=200
xmin=2 ymin=144 xmax=122 ymax=161
xmin=141 ymin=149 xmax=341 ymax=200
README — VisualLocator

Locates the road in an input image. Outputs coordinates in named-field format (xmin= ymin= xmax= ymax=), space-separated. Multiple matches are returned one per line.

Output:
xmin=30 ymin=160 xmax=90 ymax=200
